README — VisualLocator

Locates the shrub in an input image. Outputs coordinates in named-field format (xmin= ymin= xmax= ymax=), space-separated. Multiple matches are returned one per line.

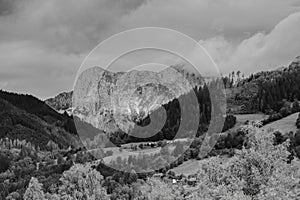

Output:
xmin=0 ymin=154 xmax=10 ymax=173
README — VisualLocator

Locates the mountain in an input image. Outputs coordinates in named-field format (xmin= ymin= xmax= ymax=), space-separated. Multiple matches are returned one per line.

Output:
xmin=46 ymin=91 xmax=73 ymax=115
xmin=46 ymin=66 xmax=203 ymax=134
xmin=0 ymin=90 xmax=83 ymax=149
xmin=46 ymin=55 xmax=300 ymax=139
xmin=227 ymin=56 xmax=300 ymax=114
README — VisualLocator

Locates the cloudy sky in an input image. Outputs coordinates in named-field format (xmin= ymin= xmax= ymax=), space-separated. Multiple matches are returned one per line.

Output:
xmin=0 ymin=0 xmax=300 ymax=98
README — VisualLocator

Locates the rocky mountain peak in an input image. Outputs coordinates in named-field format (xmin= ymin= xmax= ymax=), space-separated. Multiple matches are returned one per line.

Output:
xmin=72 ymin=66 xmax=201 ymax=133
xmin=46 ymin=66 xmax=203 ymax=134
xmin=46 ymin=91 xmax=73 ymax=113
xmin=290 ymin=56 xmax=300 ymax=68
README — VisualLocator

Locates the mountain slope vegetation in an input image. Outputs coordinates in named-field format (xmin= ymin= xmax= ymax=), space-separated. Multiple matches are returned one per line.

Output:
xmin=0 ymin=90 xmax=82 ymax=149
xmin=227 ymin=56 xmax=300 ymax=114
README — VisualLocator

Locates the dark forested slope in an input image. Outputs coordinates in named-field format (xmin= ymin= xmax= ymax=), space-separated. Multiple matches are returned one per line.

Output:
xmin=227 ymin=56 xmax=300 ymax=114
xmin=0 ymin=90 xmax=82 ymax=149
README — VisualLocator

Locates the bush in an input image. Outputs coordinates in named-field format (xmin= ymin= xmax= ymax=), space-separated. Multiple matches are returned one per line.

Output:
xmin=0 ymin=154 xmax=10 ymax=173
xmin=296 ymin=113 xmax=300 ymax=129
xmin=222 ymin=114 xmax=237 ymax=132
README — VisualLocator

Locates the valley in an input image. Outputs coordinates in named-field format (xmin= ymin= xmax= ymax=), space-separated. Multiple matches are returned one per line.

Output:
xmin=2 ymin=0 xmax=300 ymax=198
xmin=2 ymin=56 xmax=300 ymax=199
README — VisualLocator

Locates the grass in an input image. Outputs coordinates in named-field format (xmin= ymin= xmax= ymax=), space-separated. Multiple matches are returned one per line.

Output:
xmin=102 ymin=146 xmax=162 ymax=163
xmin=100 ymin=113 xmax=297 ymax=175
xmin=170 ymin=160 xmax=201 ymax=176
xmin=260 ymin=112 xmax=299 ymax=134
xmin=235 ymin=113 xmax=268 ymax=123
xmin=170 ymin=155 xmax=230 ymax=176
xmin=222 ymin=113 xmax=268 ymax=134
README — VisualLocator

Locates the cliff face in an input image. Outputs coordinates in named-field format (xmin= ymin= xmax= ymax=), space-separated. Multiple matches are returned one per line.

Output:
xmin=73 ymin=67 xmax=201 ymax=133
xmin=46 ymin=66 xmax=203 ymax=134
xmin=45 ymin=91 xmax=73 ymax=114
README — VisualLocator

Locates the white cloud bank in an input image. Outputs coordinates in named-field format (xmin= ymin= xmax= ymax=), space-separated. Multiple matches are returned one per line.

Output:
xmin=201 ymin=12 xmax=300 ymax=74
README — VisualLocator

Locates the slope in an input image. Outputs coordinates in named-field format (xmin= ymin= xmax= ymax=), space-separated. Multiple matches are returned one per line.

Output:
xmin=0 ymin=90 xmax=82 ymax=149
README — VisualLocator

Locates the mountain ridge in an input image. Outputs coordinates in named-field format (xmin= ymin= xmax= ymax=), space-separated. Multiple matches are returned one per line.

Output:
xmin=227 ymin=55 xmax=300 ymax=114
xmin=46 ymin=66 xmax=204 ymax=134
xmin=0 ymin=90 xmax=86 ymax=149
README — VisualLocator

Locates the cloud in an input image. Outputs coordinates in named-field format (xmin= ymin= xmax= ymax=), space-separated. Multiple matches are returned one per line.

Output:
xmin=122 ymin=0 xmax=300 ymax=41
xmin=0 ymin=41 xmax=82 ymax=98
xmin=0 ymin=0 xmax=300 ymax=98
xmin=0 ymin=0 xmax=20 ymax=16
xmin=201 ymin=12 xmax=300 ymax=74
xmin=199 ymin=37 xmax=235 ymax=65
xmin=0 ymin=0 xmax=151 ymax=98
xmin=291 ymin=0 xmax=300 ymax=7
xmin=1 ymin=0 xmax=299 ymax=54
xmin=0 ymin=0 xmax=149 ymax=54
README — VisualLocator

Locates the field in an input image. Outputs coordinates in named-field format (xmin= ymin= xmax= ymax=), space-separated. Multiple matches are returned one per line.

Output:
xmin=169 ymin=160 xmax=201 ymax=176
xmin=224 ymin=113 xmax=268 ymax=133
xmin=95 ymin=112 xmax=298 ymax=176
xmin=235 ymin=113 xmax=268 ymax=123
xmin=170 ymin=155 xmax=230 ymax=176
xmin=171 ymin=112 xmax=299 ymax=176
xmin=260 ymin=112 xmax=299 ymax=134
xmin=227 ymin=113 xmax=298 ymax=135
xmin=102 ymin=146 xmax=162 ymax=163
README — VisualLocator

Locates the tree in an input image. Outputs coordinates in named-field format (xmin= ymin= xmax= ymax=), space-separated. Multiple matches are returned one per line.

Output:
xmin=296 ymin=113 xmax=300 ymax=129
xmin=237 ymin=70 xmax=241 ymax=81
xmin=0 ymin=153 xmax=10 ymax=173
xmin=110 ymin=184 xmax=136 ymax=200
xmin=138 ymin=178 xmax=184 ymax=200
xmin=24 ymin=177 xmax=45 ymax=200
xmin=6 ymin=192 xmax=20 ymax=200
xmin=292 ymin=99 xmax=300 ymax=113
xmin=127 ymin=169 xmax=138 ymax=184
xmin=57 ymin=164 xmax=109 ymax=200
xmin=189 ymin=124 xmax=300 ymax=199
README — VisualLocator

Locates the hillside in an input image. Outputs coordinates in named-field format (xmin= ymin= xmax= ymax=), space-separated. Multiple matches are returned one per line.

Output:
xmin=260 ymin=112 xmax=299 ymax=134
xmin=46 ymin=66 xmax=204 ymax=134
xmin=0 ymin=90 xmax=83 ymax=149
xmin=45 ymin=91 xmax=73 ymax=114
xmin=227 ymin=56 xmax=300 ymax=114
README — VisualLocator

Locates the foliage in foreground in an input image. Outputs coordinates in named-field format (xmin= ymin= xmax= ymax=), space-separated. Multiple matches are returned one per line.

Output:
xmin=184 ymin=124 xmax=300 ymax=199
xmin=24 ymin=124 xmax=300 ymax=199
xmin=136 ymin=123 xmax=300 ymax=199
xmin=23 ymin=164 xmax=109 ymax=200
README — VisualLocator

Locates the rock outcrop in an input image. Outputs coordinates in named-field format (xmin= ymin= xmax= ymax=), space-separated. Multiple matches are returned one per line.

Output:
xmin=46 ymin=91 xmax=73 ymax=114
xmin=46 ymin=66 xmax=203 ymax=134
xmin=72 ymin=66 xmax=202 ymax=133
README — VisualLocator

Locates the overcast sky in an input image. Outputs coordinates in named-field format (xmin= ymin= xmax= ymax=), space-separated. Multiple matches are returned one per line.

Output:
xmin=1 ymin=0 xmax=300 ymax=99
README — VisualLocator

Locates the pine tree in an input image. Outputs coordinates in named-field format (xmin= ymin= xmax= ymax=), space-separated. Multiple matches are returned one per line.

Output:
xmin=128 ymin=169 xmax=138 ymax=184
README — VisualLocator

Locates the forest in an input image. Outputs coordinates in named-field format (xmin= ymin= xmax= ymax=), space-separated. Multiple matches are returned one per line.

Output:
xmin=2 ymin=122 xmax=300 ymax=199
